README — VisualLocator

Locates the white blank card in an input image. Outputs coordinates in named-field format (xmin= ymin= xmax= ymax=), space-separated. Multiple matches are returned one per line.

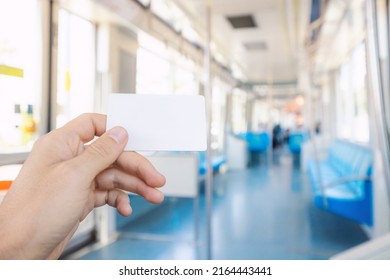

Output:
xmin=106 ymin=94 xmax=207 ymax=151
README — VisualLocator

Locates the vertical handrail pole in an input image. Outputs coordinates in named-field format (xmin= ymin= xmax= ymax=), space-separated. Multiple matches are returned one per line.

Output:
xmin=366 ymin=0 xmax=390 ymax=203
xmin=204 ymin=1 xmax=213 ymax=260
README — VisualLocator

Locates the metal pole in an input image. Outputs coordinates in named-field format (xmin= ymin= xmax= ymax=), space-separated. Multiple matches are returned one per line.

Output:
xmin=268 ymin=85 xmax=273 ymax=164
xmin=366 ymin=0 xmax=390 ymax=203
xmin=204 ymin=1 xmax=213 ymax=260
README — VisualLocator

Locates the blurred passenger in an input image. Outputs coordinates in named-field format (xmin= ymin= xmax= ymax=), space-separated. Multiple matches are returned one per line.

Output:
xmin=272 ymin=124 xmax=283 ymax=149
xmin=284 ymin=128 xmax=290 ymax=144
xmin=315 ymin=121 xmax=321 ymax=135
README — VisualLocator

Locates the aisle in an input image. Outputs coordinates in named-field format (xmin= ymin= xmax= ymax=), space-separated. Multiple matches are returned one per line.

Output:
xmin=74 ymin=150 xmax=368 ymax=260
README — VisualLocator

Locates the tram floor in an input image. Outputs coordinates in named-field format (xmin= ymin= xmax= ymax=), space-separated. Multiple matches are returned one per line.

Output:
xmin=76 ymin=148 xmax=369 ymax=260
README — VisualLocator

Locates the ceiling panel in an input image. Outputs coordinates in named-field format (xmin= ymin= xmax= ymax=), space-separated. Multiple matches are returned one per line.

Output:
xmin=173 ymin=0 xmax=311 ymax=85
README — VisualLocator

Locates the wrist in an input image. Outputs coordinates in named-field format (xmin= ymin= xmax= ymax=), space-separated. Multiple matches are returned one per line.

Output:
xmin=0 ymin=202 xmax=36 ymax=259
xmin=0 ymin=206 xmax=21 ymax=259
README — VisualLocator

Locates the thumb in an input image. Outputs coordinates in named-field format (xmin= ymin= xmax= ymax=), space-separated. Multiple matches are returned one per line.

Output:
xmin=74 ymin=126 xmax=128 ymax=178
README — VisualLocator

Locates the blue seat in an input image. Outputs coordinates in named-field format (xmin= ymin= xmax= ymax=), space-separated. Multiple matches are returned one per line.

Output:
xmin=198 ymin=152 xmax=226 ymax=175
xmin=243 ymin=132 xmax=270 ymax=153
xmin=288 ymin=132 xmax=308 ymax=154
xmin=308 ymin=140 xmax=373 ymax=226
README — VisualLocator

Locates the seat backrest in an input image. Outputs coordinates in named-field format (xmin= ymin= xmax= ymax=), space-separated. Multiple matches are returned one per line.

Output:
xmin=246 ymin=131 xmax=270 ymax=152
xmin=327 ymin=140 xmax=373 ymax=197
xmin=288 ymin=132 xmax=306 ymax=153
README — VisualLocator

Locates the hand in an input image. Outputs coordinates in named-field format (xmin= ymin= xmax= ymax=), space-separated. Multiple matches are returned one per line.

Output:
xmin=0 ymin=113 xmax=165 ymax=259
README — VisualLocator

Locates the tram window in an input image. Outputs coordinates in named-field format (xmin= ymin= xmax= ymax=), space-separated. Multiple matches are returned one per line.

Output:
xmin=171 ymin=49 xmax=198 ymax=95
xmin=55 ymin=10 xmax=95 ymax=128
xmin=252 ymin=101 xmax=269 ymax=132
xmin=173 ymin=65 xmax=196 ymax=95
xmin=136 ymin=33 xmax=198 ymax=96
xmin=336 ymin=43 xmax=369 ymax=143
xmin=211 ymin=78 xmax=228 ymax=152
xmin=351 ymin=44 xmax=369 ymax=143
xmin=0 ymin=0 xmax=43 ymax=152
xmin=136 ymin=48 xmax=172 ymax=94
xmin=231 ymin=88 xmax=247 ymax=134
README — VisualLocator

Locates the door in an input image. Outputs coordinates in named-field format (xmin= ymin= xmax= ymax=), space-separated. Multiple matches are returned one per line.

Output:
xmin=50 ymin=4 xmax=97 ymax=254
xmin=0 ymin=0 xmax=49 ymax=164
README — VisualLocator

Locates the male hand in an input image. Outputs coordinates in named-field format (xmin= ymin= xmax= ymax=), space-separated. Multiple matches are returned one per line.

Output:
xmin=0 ymin=113 xmax=165 ymax=259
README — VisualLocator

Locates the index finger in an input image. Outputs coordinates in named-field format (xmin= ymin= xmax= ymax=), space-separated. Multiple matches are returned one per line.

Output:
xmin=115 ymin=152 xmax=166 ymax=188
xmin=61 ymin=113 xmax=107 ymax=143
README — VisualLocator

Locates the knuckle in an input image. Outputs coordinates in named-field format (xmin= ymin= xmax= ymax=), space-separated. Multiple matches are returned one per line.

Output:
xmin=88 ymin=139 xmax=116 ymax=159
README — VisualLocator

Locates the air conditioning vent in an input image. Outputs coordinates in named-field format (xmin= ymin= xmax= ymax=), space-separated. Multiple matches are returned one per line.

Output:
xmin=243 ymin=41 xmax=268 ymax=51
xmin=226 ymin=14 xmax=257 ymax=29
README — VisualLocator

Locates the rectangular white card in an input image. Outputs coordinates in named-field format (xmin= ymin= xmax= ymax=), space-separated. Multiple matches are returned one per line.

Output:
xmin=106 ymin=93 xmax=207 ymax=151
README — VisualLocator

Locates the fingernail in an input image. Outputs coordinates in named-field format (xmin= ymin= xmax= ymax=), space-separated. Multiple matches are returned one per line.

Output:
xmin=107 ymin=126 xmax=128 ymax=144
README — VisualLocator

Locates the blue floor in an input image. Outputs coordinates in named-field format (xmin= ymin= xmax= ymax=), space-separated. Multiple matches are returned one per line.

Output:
xmin=75 ymin=149 xmax=368 ymax=260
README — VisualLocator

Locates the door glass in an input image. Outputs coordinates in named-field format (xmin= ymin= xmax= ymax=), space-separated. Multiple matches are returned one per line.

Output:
xmin=0 ymin=0 xmax=42 ymax=152
xmin=56 ymin=9 xmax=95 ymax=128
xmin=136 ymin=48 xmax=172 ymax=94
